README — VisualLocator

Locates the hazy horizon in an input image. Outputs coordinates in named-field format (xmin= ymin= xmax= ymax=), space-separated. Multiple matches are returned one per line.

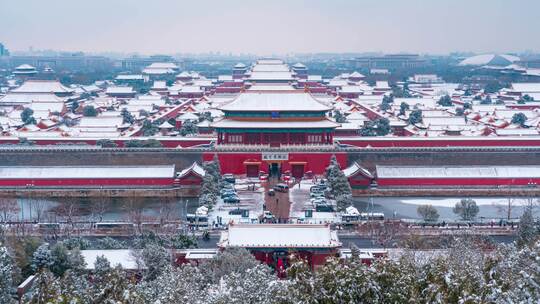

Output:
xmin=2 ymin=0 xmax=539 ymax=56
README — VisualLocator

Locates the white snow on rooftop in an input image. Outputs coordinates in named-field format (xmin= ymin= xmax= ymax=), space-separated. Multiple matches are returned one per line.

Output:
xmin=12 ymin=80 xmax=73 ymax=94
xmin=376 ymin=165 xmax=540 ymax=179
xmin=219 ymin=92 xmax=332 ymax=112
xmin=211 ymin=118 xmax=339 ymax=129
xmin=219 ymin=224 xmax=341 ymax=248
xmin=0 ymin=165 xmax=175 ymax=179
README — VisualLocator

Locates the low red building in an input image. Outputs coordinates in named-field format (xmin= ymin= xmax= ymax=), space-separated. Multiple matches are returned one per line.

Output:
xmin=0 ymin=165 xmax=175 ymax=188
xmin=376 ymin=165 xmax=540 ymax=187
xmin=175 ymin=162 xmax=205 ymax=186
xmin=343 ymin=162 xmax=374 ymax=188
xmin=218 ymin=224 xmax=342 ymax=270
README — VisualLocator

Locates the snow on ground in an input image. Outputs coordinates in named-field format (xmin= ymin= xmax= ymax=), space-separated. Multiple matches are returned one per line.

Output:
xmin=208 ymin=180 xmax=265 ymax=227
xmin=399 ymin=197 xmax=535 ymax=207
xmin=289 ymin=179 xmax=340 ymax=224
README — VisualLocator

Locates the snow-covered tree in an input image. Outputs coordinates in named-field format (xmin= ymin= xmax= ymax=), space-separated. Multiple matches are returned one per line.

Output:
xmin=517 ymin=206 xmax=538 ymax=248
xmin=27 ymin=269 xmax=60 ymax=303
xmin=93 ymin=255 xmax=112 ymax=280
xmin=138 ymin=243 xmax=170 ymax=281
xmin=417 ymin=204 xmax=440 ymax=222
xmin=95 ymin=237 xmax=125 ymax=249
xmin=91 ymin=264 xmax=134 ymax=303
xmin=325 ymin=155 xmax=353 ymax=211
xmin=134 ymin=265 xmax=206 ymax=303
xmin=179 ymin=119 xmax=198 ymax=136
xmin=121 ymin=108 xmax=135 ymax=124
xmin=203 ymin=154 xmax=222 ymax=184
xmin=57 ymin=269 xmax=91 ymax=303
xmin=0 ymin=246 xmax=14 ymax=303
xmin=311 ymin=258 xmax=381 ymax=303
xmin=453 ymin=198 xmax=479 ymax=221
xmin=31 ymin=243 xmax=54 ymax=272
xmin=199 ymin=247 xmax=261 ymax=284
xmin=199 ymin=174 xmax=219 ymax=208
xmin=205 ymin=264 xmax=287 ymax=304
xmin=50 ymin=242 xmax=71 ymax=277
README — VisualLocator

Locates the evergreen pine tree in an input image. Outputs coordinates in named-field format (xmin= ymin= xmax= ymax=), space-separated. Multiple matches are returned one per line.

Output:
xmin=0 ymin=246 xmax=14 ymax=303
xmin=517 ymin=206 xmax=537 ymax=247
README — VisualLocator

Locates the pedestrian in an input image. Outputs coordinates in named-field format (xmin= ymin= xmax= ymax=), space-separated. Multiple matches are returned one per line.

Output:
xmin=276 ymin=198 xmax=279 ymax=204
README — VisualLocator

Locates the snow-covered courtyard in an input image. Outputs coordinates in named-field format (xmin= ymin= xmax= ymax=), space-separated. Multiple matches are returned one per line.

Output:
xmin=289 ymin=179 xmax=340 ymax=224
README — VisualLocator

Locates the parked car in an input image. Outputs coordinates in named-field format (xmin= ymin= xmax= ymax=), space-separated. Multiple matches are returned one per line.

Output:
xmin=310 ymin=191 xmax=325 ymax=198
xmin=223 ymin=195 xmax=240 ymax=204
xmin=310 ymin=185 xmax=327 ymax=192
xmin=273 ymin=183 xmax=289 ymax=192
xmin=310 ymin=197 xmax=326 ymax=204
xmin=263 ymin=211 xmax=275 ymax=220
xmin=229 ymin=208 xmax=247 ymax=215
xmin=221 ymin=190 xmax=236 ymax=198
xmin=223 ymin=174 xmax=236 ymax=184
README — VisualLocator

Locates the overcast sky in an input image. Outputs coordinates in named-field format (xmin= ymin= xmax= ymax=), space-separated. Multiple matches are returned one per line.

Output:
xmin=1 ymin=0 xmax=539 ymax=55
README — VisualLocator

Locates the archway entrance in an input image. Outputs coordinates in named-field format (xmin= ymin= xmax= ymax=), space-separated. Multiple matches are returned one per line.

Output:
xmin=269 ymin=162 xmax=281 ymax=178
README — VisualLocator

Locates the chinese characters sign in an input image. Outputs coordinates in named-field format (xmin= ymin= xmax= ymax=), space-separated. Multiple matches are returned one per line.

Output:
xmin=262 ymin=152 xmax=289 ymax=161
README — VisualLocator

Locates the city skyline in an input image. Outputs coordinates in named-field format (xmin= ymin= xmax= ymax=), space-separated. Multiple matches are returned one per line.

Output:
xmin=1 ymin=0 xmax=540 ymax=55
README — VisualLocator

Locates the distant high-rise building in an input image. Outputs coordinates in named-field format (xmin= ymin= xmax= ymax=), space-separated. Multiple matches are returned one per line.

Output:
xmin=354 ymin=54 xmax=428 ymax=70
xmin=0 ymin=43 xmax=9 ymax=56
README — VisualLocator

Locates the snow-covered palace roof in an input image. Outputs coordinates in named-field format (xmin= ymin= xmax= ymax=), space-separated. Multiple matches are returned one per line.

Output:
xmin=218 ymin=92 xmax=332 ymax=112
xmin=343 ymin=162 xmax=374 ymax=178
xmin=218 ymin=224 xmax=341 ymax=249
xmin=0 ymin=165 xmax=175 ymax=179
xmin=177 ymin=162 xmax=205 ymax=179
xmin=376 ymin=165 xmax=540 ymax=179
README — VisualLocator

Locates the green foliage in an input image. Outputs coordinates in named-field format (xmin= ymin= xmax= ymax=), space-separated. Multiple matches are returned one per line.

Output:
xmin=18 ymin=137 xmax=35 ymax=146
xmin=360 ymin=118 xmax=391 ymax=137
xmin=21 ymin=108 xmax=36 ymax=125
xmin=179 ymin=119 xmax=198 ymax=136
xmin=141 ymin=119 xmax=159 ymax=136
xmin=511 ymin=112 xmax=527 ymax=127
xmin=417 ymin=204 xmax=440 ymax=222
xmin=517 ymin=206 xmax=538 ymax=248
xmin=437 ymin=94 xmax=453 ymax=106
xmin=198 ymin=111 xmax=213 ymax=122
xmin=325 ymin=155 xmax=352 ymax=211
xmin=82 ymin=105 xmax=97 ymax=117
xmin=333 ymin=110 xmax=347 ymax=123
xmin=121 ymin=108 xmax=135 ymax=124
xmin=408 ymin=109 xmax=423 ymax=124
xmin=0 ymin=246 xmax=14 ymax=303
xmin=480 ymin=95 xmax=492 ymax=105
xmin=141 ymin=243 xmax=170 ymax=281
xmin=453 ymin=198 xmax=479 ymax=221
xmin=399 ymin=102 xmax=409 ymax=116
xmin=124 ymin=139 xmax=163 ymax=148
xmin=96 ymin=138 xmax=118 ymax=148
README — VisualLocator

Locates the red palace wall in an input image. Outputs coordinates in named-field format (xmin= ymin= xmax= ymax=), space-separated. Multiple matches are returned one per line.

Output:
xmin=338 ymin=138 xmax=540 ymax=148
xmin=378 ymin=177 xmax=540 ymax=187
xmin=0 ymin=138 xmax=213 ymax=148
xmin=349 ymin=175 xmax=372 ymax=188
xmin=176 ymin=173 xmax=203 ymax=186
xmin=0 ymin=178 xmax=174 ymax=187
xmin=203 ymin=152 xmax=348 ymax=175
